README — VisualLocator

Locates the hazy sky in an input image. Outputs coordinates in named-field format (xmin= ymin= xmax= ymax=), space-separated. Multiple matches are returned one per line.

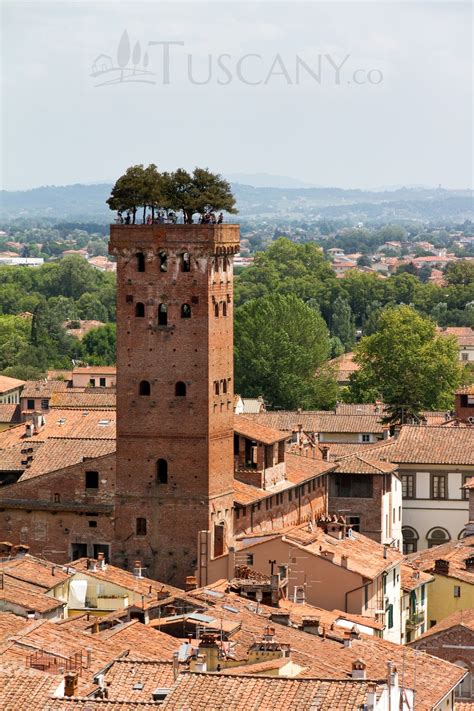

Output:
xmin=1 ymin=1 xmax=472 ymax=190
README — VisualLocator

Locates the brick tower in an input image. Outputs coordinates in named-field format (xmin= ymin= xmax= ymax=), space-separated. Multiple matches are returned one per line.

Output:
xmin=109 ymin=224 xmax=240 ymax=585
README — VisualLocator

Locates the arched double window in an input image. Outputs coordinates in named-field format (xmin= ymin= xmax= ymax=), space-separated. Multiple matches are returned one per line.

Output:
xmin=139 ymin=380 xmax=151 ymax=396
xmin=222 ymin=302 xmax=227 ymax=317
xmin=158 ymin=304 xmax=168 ymax=326
xmin=175 ymin=381 xmax=186 ymax=397
xmin=135 ymin=302 xmax=145 ymax=317
xmin=136 ymin=252 xmax=145 ymax=272
xmin=181 ymin=304 xmax=191 ymax=319
xmin=427 ymin=527 xmax=451 ymax=549
xmin=214 ymin=303 xmax=219 ymax=318
xmin=157 ymin=459 xmax=168 ymax=484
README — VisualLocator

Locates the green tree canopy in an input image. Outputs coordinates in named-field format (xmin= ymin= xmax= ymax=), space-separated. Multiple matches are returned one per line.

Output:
xmin=349 ymin=305 xmax=462 ymax=423
xmin=234 ymin=293 xmax=337 ymax=409
xmin=331 ymin=296 xmax=355 ymax=351
xmin=82 ymin=324 xmax=116 ymax=365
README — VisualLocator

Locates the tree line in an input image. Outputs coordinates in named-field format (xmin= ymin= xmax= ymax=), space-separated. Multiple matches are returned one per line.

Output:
xmin=107 ymin=165 xmax=237 ymax=223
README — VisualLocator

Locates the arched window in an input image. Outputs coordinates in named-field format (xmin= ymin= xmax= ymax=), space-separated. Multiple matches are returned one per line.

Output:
xmin=222 ymin=379 xmax=227 ymax=394
xmin=427 ymin=527 xmax=451 ymax=548
xmin=158 ymin=304 xmax=168 ymax=326
xmin=135 ymin=302 xmax=145 ymax=317
xmin=136 ymin=252 xmax=145 ymax=272
xmin=159 ymin=252 xmax=167 ymax=272
xmin=223 ymin=257 xmax=228 ymax=272
xmin=214 ymin=303 xmax=219 ymax=318
xmin=181 ymin=252 xmax=191 ymax=272
xmin=139 ymin=380 xmax=151 ymax=396
xmin=222 ymin=302 xmax=227 ymax=317
xmin=181 ymin=304 xmax=191 ymax=319
xmin=157 ymin=459 xmax=168 ymax=484
xmin=402 ymin=526 xmax=419 ymax=555
xmin=175 ymin=381 xmax=186 ymax=397
xmin=214 ymin=381 xmax=220 ymax=396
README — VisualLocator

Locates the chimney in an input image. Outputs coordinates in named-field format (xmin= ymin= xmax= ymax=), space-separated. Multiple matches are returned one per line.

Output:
xmin=341 ymin=555 xmax=349 ymax=568
xmin=366 ymin=682 xmax=377 ymax=707
xmin=193 ymin=653 xmax=207 ymax=673
xmin=434 ymin=559 xmax=449 ymax=575
xmin=97 ymin=552 xmax=106 ymax=570
xmin=64 ymin=672 xmax=79 ymax=697
xmin=321 ymin=550 xmax=335 ymax=562
xmin=185 ymin=576 xmax=198 ymax=591
xmin=270 ymin=612 xmax=290 ymax=627
xmin=343 ymin=631 xmax=352 ymax=648
xmin=86 ymin=558 xmax=97 ymax=572
xmin=24 ymin=422 xmax=34 ymax=438
xmin=133 ymin=560 xmax=142 ymax=578
xmin=352 ymin=659 xmax=366 ymax=680
xmin=320 ymin=446 xmax=330 ymax=461
xmin=85 ymin=647 xmax=93 ymax=669
xmin=387 ymin=661 xmax=398 ymax=688
xmin=383 ymin=546 xmax=388 ymax=560
xmin=301 ymin=618 xmax=321 ymax=635
xmin=172 ymin=651 xmax=179 ymax=681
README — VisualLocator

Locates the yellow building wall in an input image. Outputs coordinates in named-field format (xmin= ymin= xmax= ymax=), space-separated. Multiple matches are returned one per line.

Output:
xmin=427 ymin=575 xmax=474 ymax=625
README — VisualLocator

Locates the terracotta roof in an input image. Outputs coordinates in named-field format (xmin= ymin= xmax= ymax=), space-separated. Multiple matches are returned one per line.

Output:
xmin=0 ymin=662 xmax=63 ymax=709
xmin=437 ymin=326 xmax=474 ymax=347
xmin=333 ymin=454 xmax=398 ymax=475
xmin=0 ymin=613 xmax=31 ymax=644
xmin=375 ymin=426 xmax=474 ymax=465
xmin=400 ymin=564 xmax=434 ymax=593
xmin=411 ymin=607 xmax=474 ymax=643
xmin=248 ymin=411 xmax=384 ymax=434
xmin=0 ymin=442 xmax=43 ymax=471
xmin=0 ymin=554 xmax=71 ymax=589
xmin=407 ymin=536 xmax=474 ymax=584
xmin=67 ymin=560 xmax=182 ymax=606
xmin=0 ymin=409 xmax=116 ymax=448
xmin=17 ymin=438 xmax=116 ymax=480
xmin=49 ymin=391 xmax=116 ymax=409
xmin=182 ymin=587 xmax=463 ymax=710
xmin=48 ymin=701 xmax=158 ymax=709
xmin=102 ymin=658 xmax=175 ymax=700
xmin=0 ymin=376 xmax=25 ymax=393
xmin=234 ymin=416 xmax=290 ymax=444
xmin=457 ymin=384 xmax=474 ymax=395
xmin=0 ymin=403 xmax=21 ymax=424
xmin=280 ymin=522 xmax=403 ymax=580
xmin=284 ymin=452 xmax=336 ymax=483
xmin=161 ymin=673 xmax=372 ymax=710
xmin=73 ymin=366 xmax=117 ymax=375
xmin=20 ymin=380 xmax=70 ymax=398
xmin=0 ymin=575 xmax=64 ymax=614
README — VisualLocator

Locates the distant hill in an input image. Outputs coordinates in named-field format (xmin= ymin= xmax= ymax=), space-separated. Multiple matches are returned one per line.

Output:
xmin=225 ymin=173 xmax=318 ymax=189
xmin=0 ymin=182 xmax=472 ymax=223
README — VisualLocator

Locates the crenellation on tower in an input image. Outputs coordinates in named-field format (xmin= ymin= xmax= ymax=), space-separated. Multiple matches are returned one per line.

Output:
xmin=109 ymin=223 xmax=240 ymax=585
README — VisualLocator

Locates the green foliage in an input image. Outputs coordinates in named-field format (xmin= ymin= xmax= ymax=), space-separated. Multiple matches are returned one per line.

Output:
xmin=331 ymin=296 xmax=355 ymax=351
xmin=234 ymin=294 xmax=337 ymax=409
xmin=349 ymin=305 xmax=462 ymax=422
xmin=107 ymin=165 xmax=236 ymax=224
xmin=82 ymin=324 xmax=116 ymax=365
xmin=235 ymin=239 xmax=336 ymax=307
xmin=445 ymin=260 xmax=474 ymax=286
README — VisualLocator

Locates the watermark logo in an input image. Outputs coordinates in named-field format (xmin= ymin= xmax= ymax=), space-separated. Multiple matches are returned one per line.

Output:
xmin=90 ymin=30 xmax=156 ymax=86
xmin=91 ymin=30 xmax=383 ymax=88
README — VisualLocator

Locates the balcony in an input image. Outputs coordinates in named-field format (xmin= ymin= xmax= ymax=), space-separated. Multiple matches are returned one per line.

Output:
xmin=406 ymin=610 xmax=425 ymax=628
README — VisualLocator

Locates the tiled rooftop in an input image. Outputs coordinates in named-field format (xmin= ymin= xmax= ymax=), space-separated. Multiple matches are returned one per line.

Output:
xmin=0 ymin=662 xmax=63 ymax=710
xmin=407 ymin=536 xmax=474 ymax=584
xmin=0 ymin=403 xmax=21 ymax=424
xmin=234 ymin=416 xmax=290 ymax=445
xmin=20 ymin=380 xmax=71 ymax=399
xmin=400 ymin=564 xmax=434 ymax=593
xmin=0 ymin=375 xmax=25 ymax=393
xmin=411 ymin=607 xmax=474 ymax=643
xmin=17 ymin=438 xmax=116 ymax=480
xmin=0 ymin=409 xmax=116 ymax=448
xmin=101 ymin=658 xmax=175 ymax=700
xmin=49 ymin=391 xmax=116 ymax=409
xmin=333 ymin=454 xmax=398 ymax=475
xmin=161 ymin=673 xmax=372 ymax=710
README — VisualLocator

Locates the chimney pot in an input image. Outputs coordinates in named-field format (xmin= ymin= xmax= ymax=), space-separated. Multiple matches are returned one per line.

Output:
xmin=64 ymin=672 xmax=79 ymax=697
